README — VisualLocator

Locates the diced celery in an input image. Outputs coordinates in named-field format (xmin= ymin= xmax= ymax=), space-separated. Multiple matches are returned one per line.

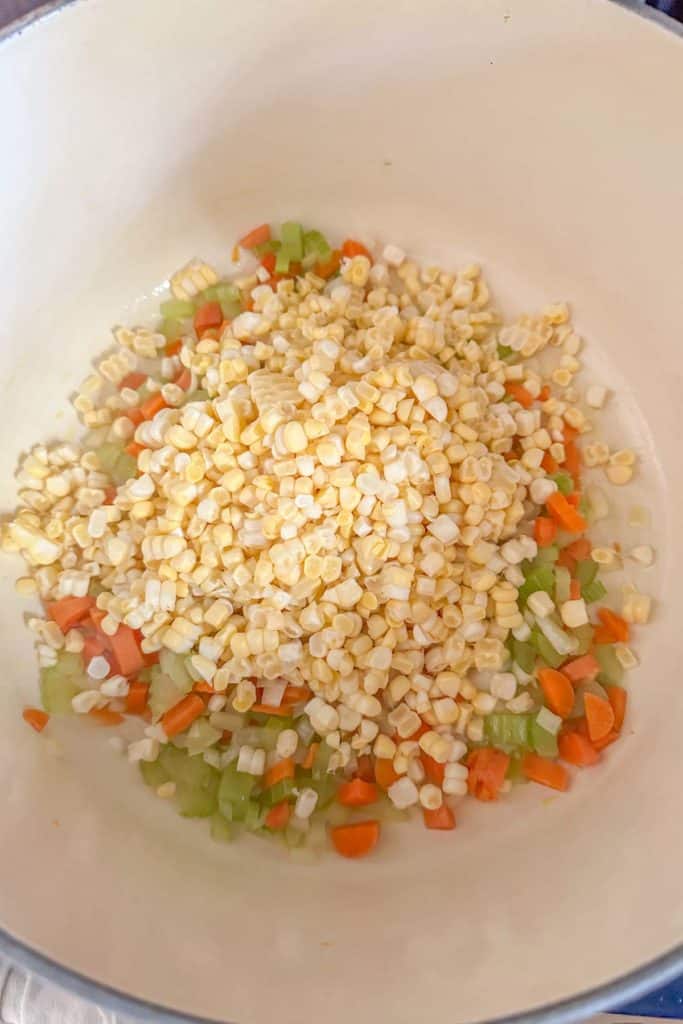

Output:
xmin=139 ymin=758 xmax=170 ymax=789
xmin=40 ymin=652 xmax=85 ymax=714
xmin=184 ymin=389 xmax=210 ymax=403
xmin=281 ymin=222 xmax=304 ymax=261
xmin=185 ymin=718 xmax=222 ymax=757
xmin=220 ymin=299 xmax=242 ymax=320
xmin=160 ymin=299 xmax=195 ymax=318
xmin=262 ymin=715 xmax=295 ymax=732
xmin=311 ymin=772 xmax=338 ymax=809
xmin=572 ymin=623 xmax=595 ymax=655
xmin=552 ymin=472 xmax=574 ymax=496
xmin=210 ymin=813 xmax=240 ymax=843
xmin=253 ymin=239 xmax=281 ymax=257
xmin=512 ymin=639 xmax=536 ymax=674
xmin=485 ymin=713 xmax=531 ymax=749
xmin=244 ymin=800 xmax=264 ymax=831
xmin=233 ymin=726 xmax=279 ymax=752
xmin=555 ymin=565 xmax=571 ymax=604
xmin=594 ymin=645 xmax=624 ymax=685
xmin=497 ymin=344 xmax=516 ymax=361
xmin=214 ymin=282 xmax=241 ymax=302
xmin=518 ymin=564 xmax=555 ymax=605
xmin=218 ymin=762 xmax=257 ymax=821
xmin=506 ymin=754 xmax=528 ymax=783
xmin=570 ymin=680 xmax=609 ymax=718
xmin=535 ymin=614 xmax=577 ymax=656
xmin=312 ymin=742 xmax=332 ymax=779
xmin=575 ymin=559 xmax=598 ymax=587
xmin=158 ymin=746 xmax=220 ymax=818
xmin=159 ymin=650 xmax=192 ymax=689
xmin=160 ymin=317 xmax=185 ymax=340
xmin=275 ymin=248 xmax=291 ymax=274
xmin=148 ymin=668 xmax=191 ymax=721
xmin=261 ymin=778 xmax=297 ymax=807
xmin=529 ymin=627 xmax=565 ymax=669
xmin=303 ymin=230 xmax=331 ymax=260
xmin=88 ymin=579 xmax=104 ymax=598
xmin=530 ymin=717 xmax=559 ymax=757
xmin=582 ymin=579 xmax=607 ymax=604
xmin=535 ymin=544 xmax=560 ymax=564
xmin=112 ymin=453 xmax=138 ymax=485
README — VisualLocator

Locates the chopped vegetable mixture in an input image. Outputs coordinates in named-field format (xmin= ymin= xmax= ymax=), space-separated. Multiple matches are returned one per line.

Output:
xmin=4 ymin=222 xmax=655 ymax=858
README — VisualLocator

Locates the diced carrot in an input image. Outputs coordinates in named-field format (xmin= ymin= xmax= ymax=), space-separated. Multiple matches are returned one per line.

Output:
xmin=593 ymin=626 xmax=617 ymax=645
xmin=597 ymin=608 xmax=630 ymax=643
xmin=569 ymin=579 xmax=581 ymax=600
xmin=119 ymin=372 xmax=147 ymax=391
xmin=537 ymin=667 xmax=574 ymax=719
xmin=421 ymin=752 xmax=445 ymax=786
xmin=250 ymin=703 xmax=292 ymax=717
xmin=584 ymin=692 xmax=615 ymax=742
xmin=374 ymin=757 xmax=399 ymax=790
xmin=423 ymin=805 xmax=456 ymax=830
xmin=341 ymin=239 xmax=372 ymax=261
xmin=539 ymin=385 xmax=551 ymax=402
xmin=81 ymin=633 xmax=108 ymax=664
xmin=165 ymin=339 xmax=182 ymax=356
xmin=534 ymin=516 xmax=557 ymax=548
xmin=103 ymin=485 xmax=117 ymax=505
xmin=605 ymin=684 xmax=627 ymax=732
xmin=466 ymin=748 xmax=510 ymax=802
xmin=264 ymin=801 xmax=291 ymax=831
xmin=356 ymin=755 xmax=374 ymax=783
xmin=566 ymin=492 xmax=581 ymax=508
xmin=330 ymin=820 xmax=380 ymax=859
xmin=522 ymin=753 xmax=569 ymax=791
xmin=556 ymin=548 xmax=577 ymax=572
xmin=108 ymin=624 xmax=145 ymax=677
xmin=565 ymin=538 xmax=591 ymax=560
xmin=337 ymin=778 xmax=378 ymax=807
xmin=562 ymin=654 xmax=600 ymax=683
xmin=46 ymin=596 xmax=94 ymax=633
xmin=161 ymin=693 xmax=205 ymax=738
xmin=139 ymin=392 xmax=167 ymax=420
xmin=407 ymin=720 xmax=431 ymax=741
xmin=541 ymin=451 xmax=559 ymax=474
xmin=261 ymin=251 xmax=277 ymax=274
xmin=126 ymin=680 xmax=149 ymax=715
xmin=125 ymin=442 xmax=144 ymax=457
xmin=563 ymin=423 xmax=579 ymax=441
xmin=221 ymin=730 xmax=232 ymax=744
xmin=592 ymin=730 xmax=620 ymax=751
xmin=192 ymin=681 xmax=215 ymax=694
xmin=282 ymin=685 xmax=310 ymax=704
xmin=194 ymin=300 xmax=223 ymax=336
xmin=126 ymin=406 xmax=145 ymax=426
xmin=23 ymin=707 xmax=49 ymax=733
xmin=302 ymin=743 xmax=319 ymax=770
xmin=546 ymin=491 xmax=587 ymax=534
xmin=315 ymin=250 xmax=342 ymax=279
xmin=174 ymin=367 xmax=192 ymax=391
xmin=238 ymin=224 xmax=271 ymax=249
xmin=88 ymin=707 xmax=125 ymax=726
xmin=504 ymin=382 xmax=534 ymax=409
xmin=263 ymin=757 xmax=295 ymax=789
xmin=558 ymin=729 xmax=600 ymax=767
xmin=564 ymin=439 xmax=581 ymax=483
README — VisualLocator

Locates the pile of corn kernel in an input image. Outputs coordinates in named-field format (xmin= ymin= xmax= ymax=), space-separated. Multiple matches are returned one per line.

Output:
xmin=3 ymin=239 xmax=653 ymax=807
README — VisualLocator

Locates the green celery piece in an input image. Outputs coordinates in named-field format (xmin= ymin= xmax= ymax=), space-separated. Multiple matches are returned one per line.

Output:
xmin=512 ymin=638 xmax=536 ymax=675
xmin=139 ymin=759 xmax=170 ymax=789
xmin=552 ymin=472 xmax=574 ymax=496
xmin=555 ymin=565 xmax=571 ymax=604
xmin=582 ymin=579 xmax=607 ymax=604
xmin=281 ymin=222 xmax=304 ymax=261
xmin=312 ymin=773 xmax=338 ymax=809
xmin=158 ymin=746 xmax=219 ymax=817
xmin=220 ymin=299 xmax=242 ymax=320
xmin=244 ymin=800 xmax=265 ymax=831
xmin=261 ymin=777 xmax=297 ymax=808
xmin=160 ymin=299 xmax=195 ymax=318
xmin=159 ymin=649 xmax=192 ymax=689
xmin=112 ymin=452 xmax=138 ymax=485
xmin=95 ymin=441 xmax=124 ymax=477
xmin=252 ymin=239 xmax=281 ymax=257
xmin=303 ymin=230 xmax=331 ymax=260
xmin=497 ymin=344 xmax=515 ymax=361
xmin=275 ymin=248 xmax=292 ymax=274
xmin=529 ymin=627 xmax=565 ymax=669
xmin=88 ymin=579 xmax=104 ymax=598
xmin=518 ymin=565 xmax=555 ymax=605
xmin=535 ymin=544 xmax=560 ymax=564
xmin=506 ymin=754 xmax=527 ymax=783
xmin=312 ymin=742 xmax=332 ymax=779
xmin=218 ymin=762 xmax=257 ymax=820
xmin=40 ymin=651 xmax=85 ymax=714
xmin=575 ymin=559 xmax=598 ymax=587
xmin=572 ymin=623 xmax=595 ymax=655
xmin=160 ymin=317 xmax=185 ymax=340
xmin=530 ymin=718 xmax=559 ymax=757
xmin=184 ymin=389 xmax=210 ymax=403
xmin=214 ymin=282 xmax=241 ymax=303
xmin=210 ymin=813 xmax=241 ymax=843
xmin=484 ymin=713 xmax=531 ymax=749
xmin=594 ymin=644 xmax=624 ymax=685
xmin=263 ymin=715 xmax=295 ymax=732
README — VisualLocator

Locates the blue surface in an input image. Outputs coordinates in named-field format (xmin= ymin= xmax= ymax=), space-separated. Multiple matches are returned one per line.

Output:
xmin=617 ymin=976 xmax=683 ymax=1017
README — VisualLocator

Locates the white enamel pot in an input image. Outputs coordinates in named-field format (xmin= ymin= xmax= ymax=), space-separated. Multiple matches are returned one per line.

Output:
xmin=0 ymin=1 xmax=682 ymax=1022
